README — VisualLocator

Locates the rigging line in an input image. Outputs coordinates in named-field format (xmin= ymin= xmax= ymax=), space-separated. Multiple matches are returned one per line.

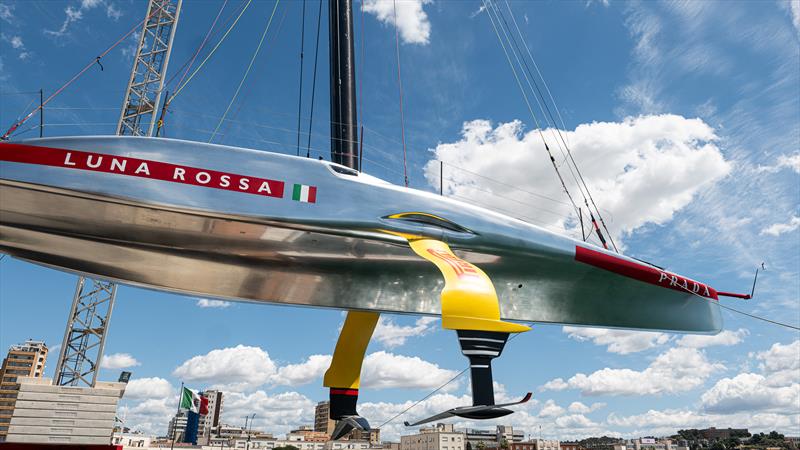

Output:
xmin=218 ymin=2 xmax=290 ymax=144
xmin=482 ymin=0 xmax=581 ymax=220
xmin=377 ymin=331 xmax=527 ymax=428
xmin=305 ymin=0 xmax=323 ymax=158
xmin=358 ymin=0 xmax=366 ymax=131
xmin=393 ymin=0 xmax=410 ymax=187
xmin=499 ymin=2 xmax=618 ymax=252
xmin=1 ymin=7 xmax=157 ymax=140
xmin=171 ymin=0 xmax=229 ymax=91
xmin=209 ymin=0 xmax=282 ymax=143
xmin=169 ymin=0 xmax=254 ymax=104
xmin=489 ymin=1 xmax=585 ymax=195
xmin=503 ymin=0 xmax=569 ymax=143
xmin=166 ymin=0 xmax=247 ymax=90
xmin=675 ymin=285 xmax=800 ymax=332
xmin=295 ymin=0 xmax=307 ymax=156
xmin=490 ymin=1 xmax=609 ymax=249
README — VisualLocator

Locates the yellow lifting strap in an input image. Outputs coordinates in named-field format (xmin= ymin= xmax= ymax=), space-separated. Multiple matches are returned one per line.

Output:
xmin=408 ymin=238 xmax=530 ymax=334
xmin=323 ymin=311 xmax=379 ymax=390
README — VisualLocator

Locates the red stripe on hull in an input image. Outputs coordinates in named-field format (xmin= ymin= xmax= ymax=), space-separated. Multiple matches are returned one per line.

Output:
xmin=0 ymin=143 xmax=285 ymax=199
xmin=575 ymin=246 xmax=718 ymax=300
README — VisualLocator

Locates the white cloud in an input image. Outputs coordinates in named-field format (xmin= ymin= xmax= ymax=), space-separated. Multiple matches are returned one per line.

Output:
xmin=761 ymin=215 xmax=800 ymax=236
xmin=172 ymin=345 xmax=276 ymax=391
xmin=195 ymin=298 xmax=232 ymax=308
xmin=676 ymin=328 xmax=748 ymax=348
xmin=101 ymin=352 xmax=140 ymax=369
xmin=538 ymin=399 xmax=565 ymax=418
xmin=106 ymin=3 xmax=122 ymax=20
xmin=273 ymin=354 xmax=332 ymax=386
xmin=361 ymin=351 xmax=460 ymax=390
xmin=0 ymin=4 xmax=13 ymax=23
xmin=363 ymin=0 xmax=432 ymax=45
xmin=117 ymin=397 xmax=175 ymax=436
xmin=568 ymin=401 xmax=606 ymax=414
xmin=782 ymin=0 xmax=800 ymax=35
xmin=426 ymin=115 xmax=730 ymax=243
xmin=555 ymin=414 xmax=600 ymax=429
xmin=373 ymin=316 xmax=437 ymax=348
xmin=220 ymin=390 xmax=316 ymax=436
xmin=8 ymin=35 xmax=22 ymax=49
xmin=542 ymin=347 xmax=723 ymax=396
xmin=755 ymin=339 xmax=800 ymax=386
xmin=540 ymin=378 xmax=568 ymax=391
xmin=778 ymin=153 xmax=800 ymax=173
xmin=701 ymin=372 xmax=800 ymax=413
xmin=123 ymin=377 xmax=174 ymax=400
xmin=563 ymin=326 xmax=670 ymax=354
xmin=45 ymin=0 xmax=107 ymax=37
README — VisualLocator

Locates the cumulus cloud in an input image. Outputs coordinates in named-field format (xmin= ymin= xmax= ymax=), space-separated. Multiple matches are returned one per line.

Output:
xmin=373 ymin=316 xmax=438 ymax=348
xmin=172 ymin=345 xmax=276 ymax=391
xmin=568 ymin=401 xmax=606 ymax=414
xmin=755 ymin=340 xmax=800 ymax=386
xmin=221 ymin=390 xmax=316 ymax=436
xmin=195 ymin=298 xmax=232 ymax=308
xmin=562 ymin=326 xmax=670 ymax=354
xmin=273 ymin=354 xmax=332 ymax=386
xmin=426 ymin=115 xmax=730 ymax=243
xmin=363 ymin=0 xmax=432 ymax=45
xmin=541 ymin=347 xmax=722 ymax=396
xmin=761 ymin=215 xmax=800 ymax=236
xmin=123 ymin=377 xmax=174 ymax=400
xmin=701 ymin=373 xmax=800 ymax=414
xmin=675 ymin=328 xmax=748 ymax=348
xmin=361 ymin=351 xmax=459 ymax=390
xmin=101 ymin=352 xmax=140 ymax=369
xmin=538 ymin=399 xmax=566 ymax=418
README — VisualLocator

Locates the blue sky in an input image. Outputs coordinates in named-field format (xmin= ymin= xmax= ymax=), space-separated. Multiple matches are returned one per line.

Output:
xmin=1 ymin=0 xmax=799 ymax=440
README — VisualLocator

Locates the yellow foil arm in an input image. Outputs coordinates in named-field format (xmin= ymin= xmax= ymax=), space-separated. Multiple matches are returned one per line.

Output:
xmin=323 ymin=311 xmax=380 ymax=389
xmin=408 ymin=238 xmax=530 ymax=334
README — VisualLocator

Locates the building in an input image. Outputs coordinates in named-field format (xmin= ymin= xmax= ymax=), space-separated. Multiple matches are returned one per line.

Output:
xmin=5 ymin=376 xmax=125 ymax=445
xmin=0 ymin=340 xmax=48 ymax=442
xmin=289 ymin=425 xmax=331 ymax=442
xmin=511 ymin=441 xmax=560 ymax=450
xmin=315 ymin=401 xmax=336 ymax=436
xmin=349 ymin=427 xmax=381 ymax=444
xmin=561 ymin=442 xmax=581 ymax=450
xmin=632 ymin=438 xmax=688 ymax=450
xmin=326 ymin=440 xmax=374 ymax=450
xmin=112 ymin=431 xmax=153 ymax=447
xmin=466 ymin=426 xmax=524 ymax=449
xmin=167 ymin=411 xmax=189 ymax=442
xmin=199 ymin=389 xmax=223 ymax=443
xmin=401 ymin=423 xmax=466 ymax=450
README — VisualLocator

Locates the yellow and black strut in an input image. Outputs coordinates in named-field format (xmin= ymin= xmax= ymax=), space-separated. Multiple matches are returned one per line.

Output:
xmin=323 ymin=236 xmax=531 ymax=435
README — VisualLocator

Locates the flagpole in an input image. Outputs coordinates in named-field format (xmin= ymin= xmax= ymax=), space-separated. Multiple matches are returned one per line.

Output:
xmin=171 ymin=382 xmax=183 ymax=450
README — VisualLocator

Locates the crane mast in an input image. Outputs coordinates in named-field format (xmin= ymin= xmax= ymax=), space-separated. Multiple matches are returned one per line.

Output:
xmin=53 ymin=0 xmax=182 ymax=387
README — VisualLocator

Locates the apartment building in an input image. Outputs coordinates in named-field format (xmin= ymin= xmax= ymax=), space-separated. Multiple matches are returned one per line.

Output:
xmin=0 ymin=340 xmax=48 ymax=442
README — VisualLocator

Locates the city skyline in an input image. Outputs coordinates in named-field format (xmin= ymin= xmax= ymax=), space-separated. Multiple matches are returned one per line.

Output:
xmin=0 ymin=0 xmax=798 ymax=441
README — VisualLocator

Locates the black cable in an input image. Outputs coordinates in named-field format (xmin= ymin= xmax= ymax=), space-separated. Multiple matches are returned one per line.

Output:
xmin=496 ymin=1 xmax=618 ymax=252
xmin=295 ymin=0 xmax=307 ymax=156
xmin=305 ymin=0 xmax=323 ymax=158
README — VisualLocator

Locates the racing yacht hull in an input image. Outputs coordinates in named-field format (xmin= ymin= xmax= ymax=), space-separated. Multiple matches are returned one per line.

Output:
xmin=0 ymin=136 xmax=722 ymax=332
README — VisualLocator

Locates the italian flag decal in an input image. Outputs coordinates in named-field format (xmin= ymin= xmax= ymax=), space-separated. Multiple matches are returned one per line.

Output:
xmin=292 ymin=183 xmax=317 ymax=203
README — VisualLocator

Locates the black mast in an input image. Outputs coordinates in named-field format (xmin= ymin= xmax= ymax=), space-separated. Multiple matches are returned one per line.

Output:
xmin=329 ymin=0 xmax=359 ymax=170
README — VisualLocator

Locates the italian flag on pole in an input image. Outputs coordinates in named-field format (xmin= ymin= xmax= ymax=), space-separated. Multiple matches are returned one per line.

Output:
xmin=292 ymin=183 xmax=317 ymax=203
xmin=179 ymin=387 xmax=200 ymax=413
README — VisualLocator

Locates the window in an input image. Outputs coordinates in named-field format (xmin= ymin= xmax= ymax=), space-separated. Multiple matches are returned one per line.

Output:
xmin=0 ymin=418 xmax=9 ymax=423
